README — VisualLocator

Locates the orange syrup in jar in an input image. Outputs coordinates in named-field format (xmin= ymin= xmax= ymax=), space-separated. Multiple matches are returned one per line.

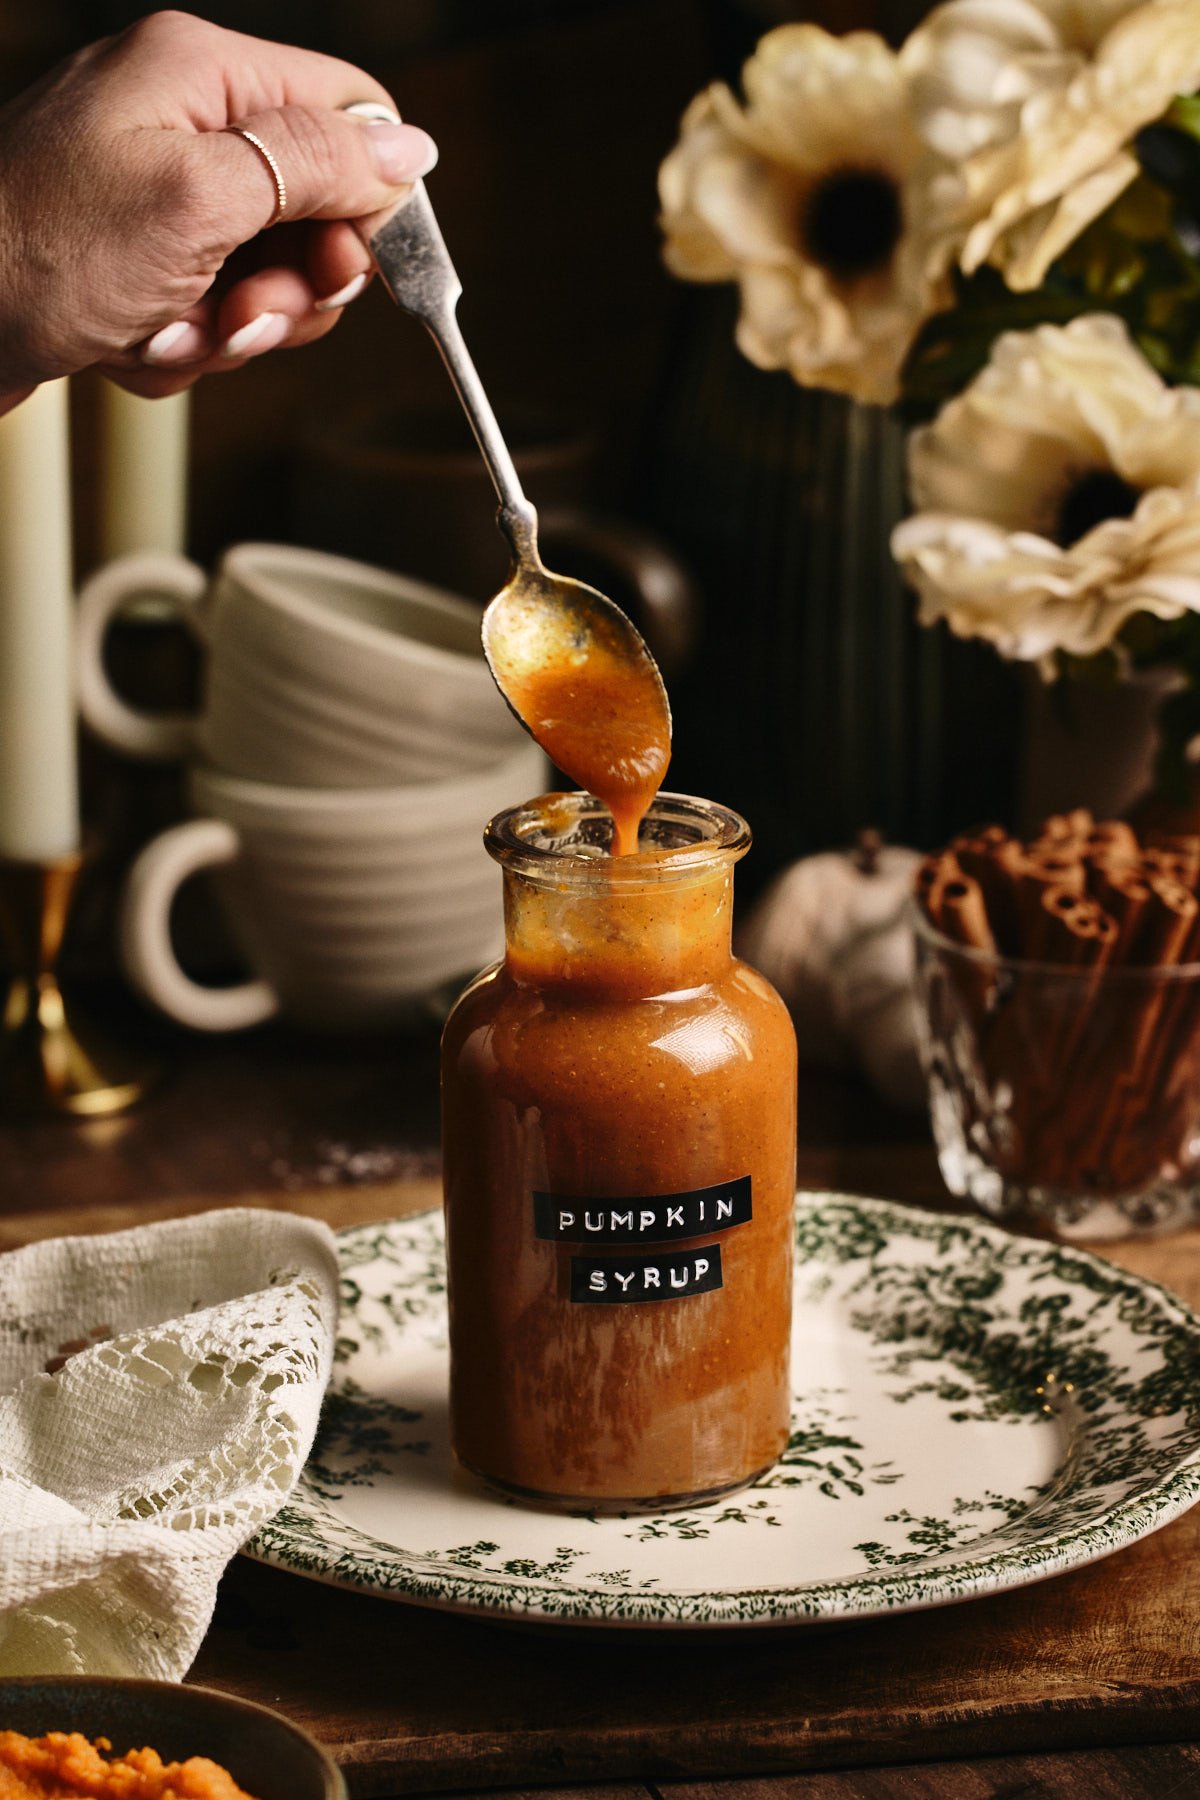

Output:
xmin=441 ymin=793 xmax=796 ymax=1510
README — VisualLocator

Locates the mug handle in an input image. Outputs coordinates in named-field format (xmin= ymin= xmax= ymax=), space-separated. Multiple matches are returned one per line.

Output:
xmin=120 ymin=818 xmax=279 ymax=1032
xmin=76 ymin=550 xmax=209 ymax=760
xmin=538 ymin=512 xmax=700 ymax=675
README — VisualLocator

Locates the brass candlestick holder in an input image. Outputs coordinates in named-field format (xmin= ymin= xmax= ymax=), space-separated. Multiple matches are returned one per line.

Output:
xmin=0 ymin=851 xmax=154 ymax=1117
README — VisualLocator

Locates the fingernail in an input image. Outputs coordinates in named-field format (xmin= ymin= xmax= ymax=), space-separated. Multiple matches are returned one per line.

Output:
xmin=221 ymin=312 xmax=290 ymax=359
xmin=345 ymin=101 xmax=400 ymax=125
xmin=142 ymin=320 xmax=209 ymax=366
xmin=314 ymin=271 xmax=369 ymax=313
xmin=363 ymin=120 xmax=438 ymax=184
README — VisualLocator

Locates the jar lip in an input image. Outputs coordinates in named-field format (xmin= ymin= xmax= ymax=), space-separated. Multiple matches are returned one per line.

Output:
xmin=485 ymin=790 xmax=751 ymax=883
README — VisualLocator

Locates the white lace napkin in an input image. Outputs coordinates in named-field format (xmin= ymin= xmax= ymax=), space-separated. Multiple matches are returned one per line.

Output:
xmin=0 ymin=1207 xmax=338 ymax=1680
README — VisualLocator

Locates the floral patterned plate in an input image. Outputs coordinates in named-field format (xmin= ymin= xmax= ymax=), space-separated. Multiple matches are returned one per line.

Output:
xmin=247 ymin=1194 xmax=1200 ymax=1627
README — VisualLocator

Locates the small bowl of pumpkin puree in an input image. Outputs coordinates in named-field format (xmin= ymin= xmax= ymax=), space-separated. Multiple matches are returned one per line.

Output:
xmin=0 ymin=1680 xmax=344 ymax=1800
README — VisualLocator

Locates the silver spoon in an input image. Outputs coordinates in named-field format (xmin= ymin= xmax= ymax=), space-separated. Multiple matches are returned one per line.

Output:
xmin=353 ymin=168 xmax=670 ymax=834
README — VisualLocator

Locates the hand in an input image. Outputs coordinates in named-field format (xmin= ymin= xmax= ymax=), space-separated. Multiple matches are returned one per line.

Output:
xmin=0 ymin=10 xmax=438 ymax=408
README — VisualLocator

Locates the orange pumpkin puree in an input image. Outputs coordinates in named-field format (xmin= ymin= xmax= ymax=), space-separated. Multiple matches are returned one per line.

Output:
xmin=0 ymin=1733 xmax=260 ymax=1800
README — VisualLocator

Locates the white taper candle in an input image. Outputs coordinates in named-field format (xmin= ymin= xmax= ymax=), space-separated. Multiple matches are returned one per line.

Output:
xmin=0 ymin=381 xmax=79 ymax=861
xmin=99 ymin=384 xmax=190 ymax=560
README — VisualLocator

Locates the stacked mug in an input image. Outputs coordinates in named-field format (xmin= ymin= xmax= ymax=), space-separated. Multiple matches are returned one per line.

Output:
xmin=76 ymin=543 xmax=545 ymax=1030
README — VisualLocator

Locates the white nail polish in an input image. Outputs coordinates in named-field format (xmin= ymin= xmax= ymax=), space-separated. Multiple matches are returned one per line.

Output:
xmin=314 ymin=272 xmax=369 ymax=313
xmin=221 ymin=311 xmax=290 ymax=359
xmin=142 ymin=320 xmax=201 ymax=365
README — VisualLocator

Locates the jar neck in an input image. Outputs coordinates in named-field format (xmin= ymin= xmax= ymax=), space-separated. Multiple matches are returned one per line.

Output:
xmin=502 ymin=865 xmax=735 ymax=997
xmin=487 ymin=792 xmax=750 ymax=998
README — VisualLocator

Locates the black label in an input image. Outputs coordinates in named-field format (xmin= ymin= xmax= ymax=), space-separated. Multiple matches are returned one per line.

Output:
xmin=570 ymin=1243 xmax=724 ymax=1305
xmin=534 ymin=1176 xmax=751 ymax=1246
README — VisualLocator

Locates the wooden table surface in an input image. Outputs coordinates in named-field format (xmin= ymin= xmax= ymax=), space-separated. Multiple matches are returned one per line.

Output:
xmin=3 ymin=1010 xmax=1199 ymax=1799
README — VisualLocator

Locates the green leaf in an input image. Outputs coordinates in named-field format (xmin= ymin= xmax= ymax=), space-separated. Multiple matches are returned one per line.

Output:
xmin=1167 ymin=95 xmax=1200 ymax=141
xmin=1109 ymin=174 xmax=1177 ymax=242
xmin=899 ymin=276 xmax=1094 ymax=418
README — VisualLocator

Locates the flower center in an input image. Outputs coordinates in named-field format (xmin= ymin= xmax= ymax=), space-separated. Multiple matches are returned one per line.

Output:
xmin=802 ymin=168 xmax=903 ymax=282
xmin=1056 ymin=470 xmax=1141 ymax=547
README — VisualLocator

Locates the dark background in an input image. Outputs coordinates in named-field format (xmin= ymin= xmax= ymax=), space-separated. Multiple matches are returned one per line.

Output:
xmin=2 ymin=0 xmax=1020 ymax=904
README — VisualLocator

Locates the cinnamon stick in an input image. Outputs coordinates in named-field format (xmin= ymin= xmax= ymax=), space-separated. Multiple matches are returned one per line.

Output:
xmin=1028 ymin=886 xmax=1090 ymax=962
xmin=938 ymin=876 xmax=996 ymax=957
xmin=1089 ymin=864 xmax=1153 ymax=960
xmin=914 ymin=852 xmax=962 ymax=934
xmin=950 ymin=830 xmax=1023 ymax=954
xmin=1135 ymin=876 xmax=1199 ymax=966
xmin=1085 ymin=820 xmax=1140 ymax=864
xmin=1051 ymin=882 xmax=1195 ymax=1192
xmin=1018 ymin=858 xmax=1087 ymax=948
xmin=918 ymin=810 xmax=1200 ymax=1202
xmin=1132 ymin=841 xmax=1200 ymax=896
xmin=1024 ymin=901 xmax=1119 ymax=1190
xmin=1039 ymin=808 xmax=1094 ymax=847
xmin=938 ymin=873 xmax=997 ymax=1015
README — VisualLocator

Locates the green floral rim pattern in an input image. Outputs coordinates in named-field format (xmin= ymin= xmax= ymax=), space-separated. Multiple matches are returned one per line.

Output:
xmin=247 ymin=1194 xmax=1200 ymax=1628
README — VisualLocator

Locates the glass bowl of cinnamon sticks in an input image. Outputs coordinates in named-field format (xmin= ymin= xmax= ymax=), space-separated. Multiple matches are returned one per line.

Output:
xmin=914 ymin=810 xmax=1200 ymax=1241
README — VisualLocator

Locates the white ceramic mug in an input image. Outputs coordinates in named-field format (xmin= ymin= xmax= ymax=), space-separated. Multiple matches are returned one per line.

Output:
xmin=77 ymin=543 xmax=520 ymax=786
xmin=120 ymin=742 xmax=546 ymax=1031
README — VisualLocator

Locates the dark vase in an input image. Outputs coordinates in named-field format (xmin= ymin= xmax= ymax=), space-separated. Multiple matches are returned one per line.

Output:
xmin=630 ymin=289 xmax=1024 ymax=891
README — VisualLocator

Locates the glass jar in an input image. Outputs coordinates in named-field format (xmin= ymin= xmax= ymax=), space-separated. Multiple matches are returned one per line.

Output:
xmin=915 ymin=910 xmax=1200 ymax=1240
xmin=441 ymin=791 xmax=797 ymax=1511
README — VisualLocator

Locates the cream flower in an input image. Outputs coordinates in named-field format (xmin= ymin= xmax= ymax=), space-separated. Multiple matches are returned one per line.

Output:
xmin=658 ymin=26 xmax=958 ymax=405
xmin=892 ymin=315 xmax=1200 ymax=667
xmin=905 ymin=0 xmax=1200 ymax=289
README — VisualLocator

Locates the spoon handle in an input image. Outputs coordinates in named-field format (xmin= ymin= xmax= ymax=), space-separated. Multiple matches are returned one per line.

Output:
xmin=361 ymin=184 xmax=539 ymax=565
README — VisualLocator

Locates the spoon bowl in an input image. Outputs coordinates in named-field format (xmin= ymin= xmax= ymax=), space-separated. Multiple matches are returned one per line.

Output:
xmin=484 ymin=562 xmax=669 ymax=752
xmin=483 ymin=564 xmax=670 ymax=855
